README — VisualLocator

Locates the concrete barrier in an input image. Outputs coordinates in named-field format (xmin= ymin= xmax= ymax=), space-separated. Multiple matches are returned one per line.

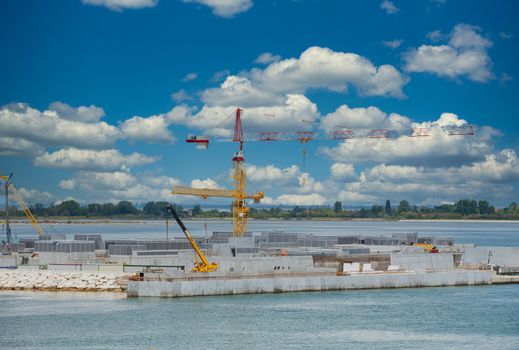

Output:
xmin=128 ymin=270 xmax=493 ymax=298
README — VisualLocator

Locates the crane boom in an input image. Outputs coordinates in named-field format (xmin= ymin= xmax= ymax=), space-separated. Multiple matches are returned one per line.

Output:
xmin=172 ymin=186 xmax=264 ymax=202
xmin=1 ymin=175 xmax=45 ymax=237
xmin=165 ymin=204 xmax=218 ymax=273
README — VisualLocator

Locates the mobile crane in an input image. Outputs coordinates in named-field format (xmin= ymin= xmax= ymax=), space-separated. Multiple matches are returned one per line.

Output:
xmin=165 ymin=204 xmax=218 ymax=273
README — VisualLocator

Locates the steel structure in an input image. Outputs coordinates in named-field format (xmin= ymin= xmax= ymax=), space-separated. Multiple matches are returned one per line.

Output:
xmin=175 ymin=109 xmax=264 ymax=237
xmin=180 ymin=108 xmax=475 ymax=236
xmin=1 ymin=174 xmax=45 ymax=239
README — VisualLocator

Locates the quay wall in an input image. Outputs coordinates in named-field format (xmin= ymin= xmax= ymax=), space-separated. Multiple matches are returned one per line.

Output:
xmin=127 ymin=270 xmax=493 ymax=298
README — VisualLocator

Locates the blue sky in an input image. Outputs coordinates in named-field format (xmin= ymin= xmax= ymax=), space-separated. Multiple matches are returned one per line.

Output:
xmin=1 ymin=0 xmax=518 ymax=207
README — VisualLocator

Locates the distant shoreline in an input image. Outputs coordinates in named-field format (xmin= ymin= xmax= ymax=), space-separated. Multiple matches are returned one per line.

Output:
xmin=5 ymin=218 xmax=519 ymax=224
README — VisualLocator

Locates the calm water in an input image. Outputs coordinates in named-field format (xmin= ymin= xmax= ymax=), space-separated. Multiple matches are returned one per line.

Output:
xmin=1 ymin=285 xmax=518 ymax=350
xmin=3 ymin=220 xmax=519 ymax=349
xmin=8 ymin=219 xmax=519 ymax=246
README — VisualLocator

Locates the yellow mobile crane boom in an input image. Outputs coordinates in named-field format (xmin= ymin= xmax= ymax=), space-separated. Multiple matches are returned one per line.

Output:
xmin=1 ymin=174 xmax=45 ymax=238
xmin=165 ymin=204 xmax=218 ymax=273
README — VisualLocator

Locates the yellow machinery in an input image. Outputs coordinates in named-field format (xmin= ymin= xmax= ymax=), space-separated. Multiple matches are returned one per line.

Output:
xmin=175 ymin=108 xmax=264 ymax=237
xmin=165 ymin=204 xmax=218 ymax=272
xmin=1 ymin=174 xmax=45 ymax=241
xmin=415 ymin=243 xmax=438 ymax=253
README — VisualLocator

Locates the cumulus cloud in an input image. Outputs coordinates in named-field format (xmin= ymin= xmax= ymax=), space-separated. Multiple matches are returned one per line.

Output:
xmin=17 ymin=187 xmax=53 ymax=205
xmin=121 ymin=114 xmax=177 ymax=143
xmin=34 ymin=148 xmax=158 ymax=171
xmin=320 ymin=109 xmax=496 ymax=167
xmin=59 ymin=171 xmax=182 ymax=203
xmin=426 ymin=30 xmax=445 ymax=42
xmin=404 ymin=24 xmax=494 ymax=82
xmin=81 ymin=0 xmax=158 ymax=11
xmin=246 ymin=164 xmax=299 ymax=183
xmin=380 ymin=0 xmax=398 ymax=14
xmin=0 ymin=137 xmax=45 ymax=157
xmin=330 ymin=163 xmax=356 ymax=180
xmin=190 ymin=178 xmax=221 ymax=189
xmin=343 ymin=150 xmax=519 ymax=205
xmin=183 ymin=0 xmax=253 ymax=18
xmin=120 ymin=105 xmax=192 ymax=143
xmin=48 ymin=102 xmax=105 ymax=122
xmin=262 ymin=193 xmax=327 ymax=206
xmin=319 ymin=104 xmax=411 ymax=131
xmin=171 ymin=89 xmax=194 ymax=102
xmin=0 ymin=103 xmax=119 ymax=150
xmin=254 ymin=52 xmax=281 ymax=64
xmin=202 ymin=46 xmax=408 ymax=107
xmin=180 ymin=94 xmax=319 ymax=137
xmin=383 ymin=39 xmax=403 ymax=49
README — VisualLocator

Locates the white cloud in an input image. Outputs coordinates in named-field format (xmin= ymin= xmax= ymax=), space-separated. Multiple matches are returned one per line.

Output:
xmin=59 ymin=171 xmax=182 ymax=203
xmin=380 ymin=0 xmax=398 ymax=14
xmin=405 ymin=24 xmax=494 ymax=82
xmin=246 ymin=164 xmax=299 ymax=182
xmin=0 ymin=137 xmax=45 ymax=157
xmin=59 ymin=179 xmax=76 ymax=190
xmin=320 ymin=110 xmax=497 ymax=167
xmin=190 ymin=178 xmax=220 ymax=189
xmin=330 ymin=163 xmax=356 ymax=180
xmin=48 ymin=102 xmax=105 ymax=123
xmin=254 ymin=52 xmax=281 ymax=64
xmin=81 ymin=0 xmax=158 ymax=11
xmin=181 ymin=72 xmax=198 ymax=82
xmin=426 ymin=30 xmax=444 ymax=42
xmin=183 ymin=0 xmax=253 ymax=18
xmin=262 ymin=193 xmax=326 ymax=206
xmin=171 ymin=89 xmax=194 ymax=102
xmin=34 ymin=148 xmax=158 ymax=171
xmin=202 ymin=46 xmax=408 ymax=107
xmin=499 ymin=32 xmax=512 ymax=40
xmin=182 ymin=94 xmax=319 ymax=137
xmin=210 ymin=69 xmax=231 ymax=82
xmin=17 ymin=187 xmax=53 ymax=205
xmin=383 ymin=39 xmax=403 ymax=49
xmin=119 ymin=105 xmax=192 ymax=143
xmin=343 ymin=151 xmax=519 ymax=205
xmin=319 ymin=104 xmax=411 ymax=131
xmin=0 ymin=103 xmax=120 ymax=150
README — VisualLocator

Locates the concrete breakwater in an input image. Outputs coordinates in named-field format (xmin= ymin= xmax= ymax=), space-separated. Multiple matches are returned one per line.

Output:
xmin=128 ymin=270 xmax=494 ymax=298
xmin=0 ymin=270 xmax=129 ymax=292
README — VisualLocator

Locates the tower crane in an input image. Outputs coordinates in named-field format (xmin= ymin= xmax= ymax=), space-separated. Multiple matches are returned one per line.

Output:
xmin=176 ymin=108 xmax=264 ymax=237
xmin=1 ymin=174 xmax=45 ymax=242
xmin=179 ymin=108 xmax=475 ymax=237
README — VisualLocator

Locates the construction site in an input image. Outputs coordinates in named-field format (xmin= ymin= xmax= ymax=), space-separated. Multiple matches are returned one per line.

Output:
xmin=1 ymin=108 xmax=519 ymax=297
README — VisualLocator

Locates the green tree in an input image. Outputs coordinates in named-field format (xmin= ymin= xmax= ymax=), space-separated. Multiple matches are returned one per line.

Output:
xmin=54 ymin=200 xmax=81 ymax=216
xmin=385 ymin=200 xmax=392 ymax=215
xmin=334 ymin=201 xmax=342 ymax=213
xmin=192 ymin=204 xmax=202 ymax=216
xmin=115 ymin=201 xmax=138 ymax=215
xmin=371 ymin=204 xmax=384 ymax=217
xmin=478 ymin=200 xmax=495 ymax=215
xmin=455 ymin=199 xmax=478 ymax=215
xmin=398 ymin=200 xmax=411 ymax=213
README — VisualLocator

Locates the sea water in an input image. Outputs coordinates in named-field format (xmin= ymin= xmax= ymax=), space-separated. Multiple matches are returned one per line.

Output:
xmin=0 ymin=285 xmax=518 ymax=349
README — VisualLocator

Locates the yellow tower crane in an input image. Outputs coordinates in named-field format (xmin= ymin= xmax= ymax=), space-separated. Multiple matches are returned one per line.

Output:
xmin=178 ymin=108 xmax=264 ymax=238
xmin=1 ymin=174 xmax=45 ymax=238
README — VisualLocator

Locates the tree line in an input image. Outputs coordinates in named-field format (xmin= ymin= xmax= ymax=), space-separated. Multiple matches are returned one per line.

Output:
xmin=3 ymin=199 xmax=519 ymax=220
